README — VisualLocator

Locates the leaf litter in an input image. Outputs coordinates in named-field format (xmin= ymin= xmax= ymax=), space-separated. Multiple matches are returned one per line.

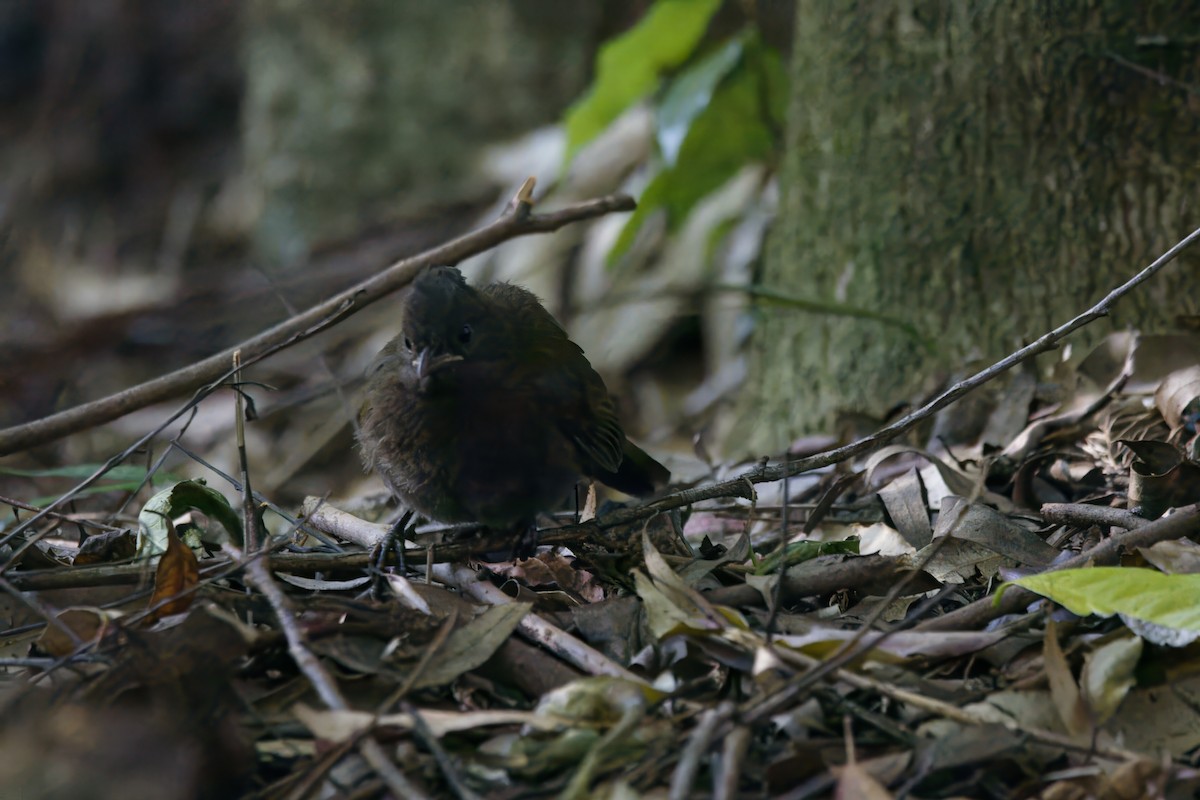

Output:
xmin=0 ymin=328 xmax=1195 ymax=796
xmin=4 ymin=328 xmax=1200 ymax=797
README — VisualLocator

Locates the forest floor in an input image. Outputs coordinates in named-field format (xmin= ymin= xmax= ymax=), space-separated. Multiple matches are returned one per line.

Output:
xmin=4 ymin=7 xmax=1200 ymax=792
xmin=2 ymin=194 xmax=1200 ymax=798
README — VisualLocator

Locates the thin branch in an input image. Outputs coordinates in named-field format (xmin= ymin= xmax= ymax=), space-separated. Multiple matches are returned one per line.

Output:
xmin=0 ymin=494 xmax=125 ymax=533
xmin=404 ymin=701 xmax=483 ymax=800
xmin=771 ymin=645 xmax=1148 ymax=764
xmin=232 ymin=351 xmax=259 ymax=552
xmin=0 ymin=185 xmax=630 ymax=560
xmin=555 ymin=222 xmax=1200 ymax=530
xmin=1040 ymin=502 xmax=1147 ymax=530
xmin=715 ymin=724 xmax=751 ymax=800
xmin=914 ymin=502 xmax=1200 ymax=632
xmin=0 ymin=185 xmax=635 ymax=455
xmin=438 ymin=562 xmax=648 ymax=684
xmin=226 ymin=542 xmax=431 ymax=800
xmin=670 ymin=701 xmax=735 ymax=800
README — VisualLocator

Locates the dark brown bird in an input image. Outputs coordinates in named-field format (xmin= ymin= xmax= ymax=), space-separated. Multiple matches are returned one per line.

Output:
xmin=358 ymin=265 xmax=669 ymax=531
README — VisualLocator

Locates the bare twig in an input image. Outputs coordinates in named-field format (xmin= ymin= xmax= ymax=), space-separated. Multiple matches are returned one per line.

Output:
xmin=0 ymin=495 xmax=124 ymax=533
xmin=550 ymin=222 xmax=1200 ymax=530
xmin=404 ymin=701 xmax=483 ymax=800
xmin=1040 ymin=502 xmax=1147 ymax=531
xmin=772 ymin=645 xmax=1148 ymax=764
xmin=436 ymin=562 xmax=649 ymax=685
xmin=232 ymin=350 xmax=259 ymax=552
xmin=715 ymin=724 xmax=751 ymax=800
xmin=228 ymin=545 xmax=343 ymax=707
xmin=915 ymin=502 xmax=1200 ymax=632
xmin=670 ymin=702 xmax=735 ymax=800
xmin=0 ymin=184 xmax=635 ymax=455
xmin=295 ymin=502 xmax=646 ymax=683
xmin=227 ymin=542 xmax=431 ymax=800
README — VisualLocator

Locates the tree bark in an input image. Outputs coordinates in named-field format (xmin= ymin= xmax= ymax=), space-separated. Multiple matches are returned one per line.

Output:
xmin=242 ymin=0 xmax=619 ymax=262
xmin=738 ymin=1 xmax=1200 ymax=452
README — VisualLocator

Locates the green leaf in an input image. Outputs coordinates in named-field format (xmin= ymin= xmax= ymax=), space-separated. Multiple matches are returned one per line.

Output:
xmin=610 ymin=38 xmax=786 ymax=263
xmin=1081 ymin=635 xmax=1142 ymax=724
xmin=1 ymin=463 xmax=179 ymax=486
xmin=657 ymin=37 xmax=745 ymax=166
xmin=563 ymin=0 xmax=722 ymax=160
xmin=28 ymin=484 xmax=144 ymax=508
xmin=755 ymin=539 xmax=860 ymax=576
xmin=2 ymin=463 xmax=184 ymax=506
xmin=1006 ymin=567 xmax=1200 ymax=631
xmin=0 ymin=464 xmax=150 ymax=481
xmin=137 ymin=479 xmax=244 ymax=557
xmin=409 ymin=603 xmax=532 ymax=689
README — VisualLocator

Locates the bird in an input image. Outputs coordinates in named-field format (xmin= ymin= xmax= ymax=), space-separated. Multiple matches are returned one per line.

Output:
xmin=357 ymin=265 xmax=669 ymax=535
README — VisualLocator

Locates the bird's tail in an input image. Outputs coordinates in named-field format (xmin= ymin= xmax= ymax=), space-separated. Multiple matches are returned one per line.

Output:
xmin=592 ymin=439 xmax=670 ymax=496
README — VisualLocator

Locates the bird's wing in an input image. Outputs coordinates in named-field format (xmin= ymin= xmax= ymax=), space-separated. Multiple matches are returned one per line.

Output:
xmin=482 ymin=283 xmax=625 ymax=474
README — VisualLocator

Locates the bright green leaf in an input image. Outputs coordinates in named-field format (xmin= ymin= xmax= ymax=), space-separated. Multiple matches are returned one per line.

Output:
xmin=563 ymin=0 xmax=722 ymax=160
xmin=657 ymin=37 xmax=744 ymax=166
xmin=1007 ymin=567 xmax=1200 ymax=631
xmin=610 ymin=38 xmax=785 ymax=263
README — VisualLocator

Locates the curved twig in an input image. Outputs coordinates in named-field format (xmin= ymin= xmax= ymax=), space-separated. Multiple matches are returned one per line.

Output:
xmin=0 ymin=183 xmax=635 ymax=456
xmin=562 ymin=223 xmax=1200 ymax=529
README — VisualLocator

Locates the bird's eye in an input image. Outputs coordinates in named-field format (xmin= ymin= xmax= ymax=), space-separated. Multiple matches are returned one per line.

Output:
xmin=403 ymin=336 xmax=413 ymax=351
xmin=458 ymin=324 xmax=472 ymax=344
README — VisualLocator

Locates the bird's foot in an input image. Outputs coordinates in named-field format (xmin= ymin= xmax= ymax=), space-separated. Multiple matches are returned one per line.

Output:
xmin=508 ymin=521 xmax=541 ymax=560
xmin=369 ymin=509 xmax=415 ymax=601
xmin=469 ymin=521 xmax=540 ymax=562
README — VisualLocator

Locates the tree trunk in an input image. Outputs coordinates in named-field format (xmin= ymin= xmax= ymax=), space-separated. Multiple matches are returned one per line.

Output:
xmin=241 ymin=0 xmax=621 ymax=263
xmin=738 ymin=1 xmax=1200 ymax=453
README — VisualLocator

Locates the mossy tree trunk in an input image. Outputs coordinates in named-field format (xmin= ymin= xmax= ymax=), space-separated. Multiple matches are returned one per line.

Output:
xmin=241 ymin=0 xmax=620 ymax=263
xmin=738 ymin=1 xmax=1200 ymax=453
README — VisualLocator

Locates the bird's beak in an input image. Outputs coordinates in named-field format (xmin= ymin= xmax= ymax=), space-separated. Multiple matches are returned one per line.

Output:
xmin=414 ymin=348 xmax=431 ymax=379
xmin=414 ymin=348 xmax=463 ymax=380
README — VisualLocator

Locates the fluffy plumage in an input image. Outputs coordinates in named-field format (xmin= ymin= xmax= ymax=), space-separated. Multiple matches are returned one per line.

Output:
xmin=358 ymin=265 xmax=668 ymax=528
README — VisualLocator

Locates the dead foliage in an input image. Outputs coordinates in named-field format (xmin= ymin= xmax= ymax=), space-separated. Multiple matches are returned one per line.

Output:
xmin=2 ymin=309 xmax=1200 ymax=800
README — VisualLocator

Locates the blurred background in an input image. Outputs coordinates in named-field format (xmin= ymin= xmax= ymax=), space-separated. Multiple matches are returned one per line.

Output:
xmin=1 ymin=1 xmax=1198 ymax=512
xmin=0 ymin=0 xmax=789 ymax=509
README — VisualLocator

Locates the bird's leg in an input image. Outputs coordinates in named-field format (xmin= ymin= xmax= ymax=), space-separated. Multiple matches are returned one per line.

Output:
xmin=475 ymin=520 xmax=540 ymax=562
xmin=370 ymin=508 xmax=414 ymax=600
xmin=508 ymin=519 xmax=540 ymax=560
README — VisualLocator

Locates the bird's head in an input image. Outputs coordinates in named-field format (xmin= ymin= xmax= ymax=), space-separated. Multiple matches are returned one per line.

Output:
xmin=397 ymin=266 xmax=493 ymax=384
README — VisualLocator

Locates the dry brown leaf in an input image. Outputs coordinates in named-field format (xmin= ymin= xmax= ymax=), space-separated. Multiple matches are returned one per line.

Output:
xmin=37 ymin=607 xmax=117 ymax=657
xmin=149 ymin=529 xmax=199 ymax=620
xmin=1043 ymin=617 xmax=1090 ymax=737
